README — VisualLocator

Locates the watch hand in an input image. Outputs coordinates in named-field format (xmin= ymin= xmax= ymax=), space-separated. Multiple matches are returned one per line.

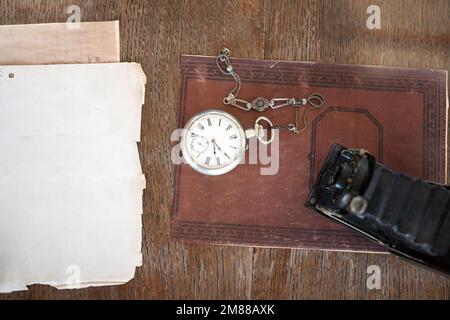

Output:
xmin=211 ymin=139 xmax=224 ymax=154
xmin=212 ymin=140 xmax=232 ymax=159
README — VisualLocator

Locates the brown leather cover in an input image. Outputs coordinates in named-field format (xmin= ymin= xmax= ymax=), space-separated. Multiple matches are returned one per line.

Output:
xmin=172 ymin=55 xmax=448 ymax=252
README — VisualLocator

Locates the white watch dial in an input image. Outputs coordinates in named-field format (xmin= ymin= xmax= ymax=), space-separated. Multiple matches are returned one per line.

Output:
xmin=182 ymin=110 xmax=246 ymax=175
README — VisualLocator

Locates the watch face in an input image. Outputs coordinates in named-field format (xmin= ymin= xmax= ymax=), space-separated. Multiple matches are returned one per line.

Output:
xmin=181 ymin=110 xmax=246 ymax=175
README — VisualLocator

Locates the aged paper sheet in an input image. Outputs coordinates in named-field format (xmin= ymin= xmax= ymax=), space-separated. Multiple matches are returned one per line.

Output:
xmin=0 ymin=63 xmax=146 ymax=293
xmin=0 ymin=21 xmax=120 ymax=65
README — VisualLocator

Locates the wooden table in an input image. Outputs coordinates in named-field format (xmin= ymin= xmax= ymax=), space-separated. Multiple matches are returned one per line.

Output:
xmin=0 ymin=0 xmax=449 ymax=299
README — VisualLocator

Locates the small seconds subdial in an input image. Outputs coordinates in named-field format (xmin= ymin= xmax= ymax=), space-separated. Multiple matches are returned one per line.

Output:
xmin=189 ymin=134 xmax=209 ymax=154
xmin=182 ymin=110 xmax=246 ymax=175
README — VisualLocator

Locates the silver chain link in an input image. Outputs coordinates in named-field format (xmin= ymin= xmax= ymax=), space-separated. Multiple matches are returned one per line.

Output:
xmin=216 ymin=48 xmax=325 ymax=133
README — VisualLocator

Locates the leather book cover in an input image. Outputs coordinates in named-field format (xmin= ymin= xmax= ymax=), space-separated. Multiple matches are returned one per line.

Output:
xmin=172 ymin=55 xmax=448 ymax=252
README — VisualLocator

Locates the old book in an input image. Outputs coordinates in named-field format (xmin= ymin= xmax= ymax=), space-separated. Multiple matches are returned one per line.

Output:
xmin=0 ymin=21 xmax=120 ymax=65
xmin=172 ymin=55 xmax=448 ymax=252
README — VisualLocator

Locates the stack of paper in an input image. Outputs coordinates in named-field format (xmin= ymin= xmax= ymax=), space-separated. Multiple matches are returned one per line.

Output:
xmin=0 ymin=22 xmax=146 ymax=293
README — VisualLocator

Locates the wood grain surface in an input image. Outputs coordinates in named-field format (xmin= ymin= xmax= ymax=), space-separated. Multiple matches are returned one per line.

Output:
xmin=0 ymin=0 xmax=449 ymax=300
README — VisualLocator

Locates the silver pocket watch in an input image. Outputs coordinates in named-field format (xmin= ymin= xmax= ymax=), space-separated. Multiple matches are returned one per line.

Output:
xmin=181 ymin=109 xmax=274 ymax=176
xmin=180 ymin=48 xmax=325 ymax=176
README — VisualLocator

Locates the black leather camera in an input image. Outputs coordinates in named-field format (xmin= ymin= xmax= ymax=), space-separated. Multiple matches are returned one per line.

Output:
xmin=306 ymin=144 xmax=450 ymax=275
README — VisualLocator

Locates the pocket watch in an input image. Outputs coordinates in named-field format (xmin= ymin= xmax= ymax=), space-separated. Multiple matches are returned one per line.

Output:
xmin=179 ymin=48 xmax=326 ymax=176
xmin=180 ymin=109 xmax=274 ymax=175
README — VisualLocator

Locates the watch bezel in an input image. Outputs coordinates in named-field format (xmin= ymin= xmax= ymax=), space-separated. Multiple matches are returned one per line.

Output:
xmin=181 ymin=109 xmax=246 ymax=176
